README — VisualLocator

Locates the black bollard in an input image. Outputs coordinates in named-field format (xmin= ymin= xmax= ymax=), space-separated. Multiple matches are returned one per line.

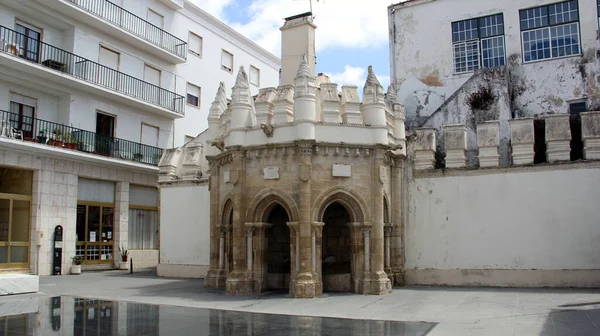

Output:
xmin=130 ymin=258 xmax=133 ymax=274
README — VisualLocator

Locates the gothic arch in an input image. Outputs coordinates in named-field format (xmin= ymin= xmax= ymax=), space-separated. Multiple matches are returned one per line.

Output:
xmin=383 ymin=193 xmax=391 ymax=224
xmin=313 ymin=187 xmax=370 ymax=223
xmin=246 ymin=188 xmax=300 ymax=223
xmin=220 ymin=193 xmax=234 ymax=224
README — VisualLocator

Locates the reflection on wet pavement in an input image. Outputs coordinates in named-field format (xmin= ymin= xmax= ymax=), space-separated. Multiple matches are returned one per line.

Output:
xmin=0 ymin=296 xmax=436 ymax=335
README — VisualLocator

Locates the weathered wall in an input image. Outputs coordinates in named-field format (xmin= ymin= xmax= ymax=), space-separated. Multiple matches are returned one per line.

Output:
xmin=405 ymin=165 xmax=600 ymax=287
xmin=157 ymin=184 xmax=210 ymax=278
xmin=389 ymin=0 xmax=600 ymax=124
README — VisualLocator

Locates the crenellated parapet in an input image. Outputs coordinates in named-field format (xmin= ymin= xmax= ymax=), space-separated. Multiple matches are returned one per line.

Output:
xmin=409 ymin=111 xmax=600 ymax=171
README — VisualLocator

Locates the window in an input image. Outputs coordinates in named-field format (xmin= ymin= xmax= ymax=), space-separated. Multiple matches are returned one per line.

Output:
xmin=520 ymin=0 xmax=580 ymax=62
xmin=569 ymin=101 xmax=587 ymax=115
xmin=9 ymin=93 xmax=36 ymax=139
xmin=598 ymin=0 xmax=600 ymax=28
xmin=15 ymin=21 xmax=40 ymax=62
xmin=189 ymin=32 xmax=202 ymax=56
xmin=452 ymin=14 xmax=505 ymax=74
xmin=144 ymin=64 xmax=161 ymax=87
xmin=128 ymin=185 xmax=159 ymax=250
xmin=147 ymin=9 xmax=164 ymax=28
xmin=141 ymin=123 xmax=159 ymax=147
xmin=250 ymin=65 xmax=260 ymax=86
xmin=221 ymin=49 xmax=233 ymax=73
xmin=187 ymin=83 xmax=200 ymax=107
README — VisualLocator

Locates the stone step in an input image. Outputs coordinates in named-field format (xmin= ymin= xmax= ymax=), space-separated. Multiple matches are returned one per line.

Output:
xmin=0 ymin=274 xmax=39 ymax=296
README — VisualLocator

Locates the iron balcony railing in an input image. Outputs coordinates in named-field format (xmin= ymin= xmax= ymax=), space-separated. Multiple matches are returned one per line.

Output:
xmin=0 ymin=109 xmax=163 ymax=166
xmin=66 ymin=0 xmax=187 ymax=59
xmin=0 ymin=26 xmax=185 ymax=115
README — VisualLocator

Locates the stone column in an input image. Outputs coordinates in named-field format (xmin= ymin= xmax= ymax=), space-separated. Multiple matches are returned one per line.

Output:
xmin=246 ymin=222 xmax=271 ymax=293
xmin=390 ymin=157 xmax=405 ymax=286
xmin=287 ymin=221 xmax=300 ymax=295
xmin=509 ymin=118 xmax=535 ymax=165
xmin=311 ymin=222 xmax=324 ymax=296
xmin=291 ymin=142 xmax=319 ymax=298
xmin=226 ymin=150 xmax=253 ymax=294
xmin=414 ymin=128 xmax=437 ymax=170
xmin=348 ymin=222 xmax=365 ymax=293
xmin=364 ymin=149 xmax=392 ymax=295
xmin=444 ymin=124 xmax=467 ymax=168
xmin=477 ymin=121 xmax=500 ymax=167
xmin=384 ymin=224 xmax=393 ymax=281
xmin=205 ymin=162 xmax=222 ymax=288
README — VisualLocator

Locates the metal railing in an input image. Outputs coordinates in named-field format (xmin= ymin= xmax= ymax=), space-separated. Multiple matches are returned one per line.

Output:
xmin=66 ymin=0 xmax=187 ymax=59
xmin=0 ymin=109 xmax=163 ymax=166
xmin=0 ymin=26 xmax=185 ymax=115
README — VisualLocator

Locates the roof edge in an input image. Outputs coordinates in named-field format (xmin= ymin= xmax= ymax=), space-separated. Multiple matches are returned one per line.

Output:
xmin=389 ymin=0 xmax=438 ymax=10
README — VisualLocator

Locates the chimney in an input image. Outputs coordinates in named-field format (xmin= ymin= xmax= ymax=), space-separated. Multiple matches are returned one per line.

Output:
xmin=280 ymin=12 xmax=316 ymax=86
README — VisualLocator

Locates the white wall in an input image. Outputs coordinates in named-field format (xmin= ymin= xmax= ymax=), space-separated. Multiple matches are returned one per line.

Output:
xmin=407 ymin=167 xmax=600 ymax=273
xmin=158 ymin=185 xmax=210 ymax=276
xmin=389 ymin=0 xmax=599 ymax=122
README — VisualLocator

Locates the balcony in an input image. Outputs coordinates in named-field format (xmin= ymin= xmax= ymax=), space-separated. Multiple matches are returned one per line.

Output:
xmin=41 ymin=0 xmax=187 ymax=63
xmin=0 ymin=109 xmax=163 ymax=166
xmin=0 ymin=26 xmax=185 ymax=118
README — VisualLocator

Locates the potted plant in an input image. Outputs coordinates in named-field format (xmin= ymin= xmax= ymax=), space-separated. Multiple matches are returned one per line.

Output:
xmin=37 ymin=130 xmax=47 ymax=144
xmin=71 ymin=256 xmax=83 ymax=275
xmin=119 ymin=245 xmax=129 ymax=270
xmin=64 ymin=132 xmax=80 ymax=150
xmin=52 ymin=129 xmax=64 ymax=147
xmin=133 ymin=153 xmax=144 ymax=162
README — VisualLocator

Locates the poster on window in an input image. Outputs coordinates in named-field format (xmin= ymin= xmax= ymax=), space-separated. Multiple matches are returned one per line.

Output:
xmin=90 ymin=231 xmax=96 ymax=242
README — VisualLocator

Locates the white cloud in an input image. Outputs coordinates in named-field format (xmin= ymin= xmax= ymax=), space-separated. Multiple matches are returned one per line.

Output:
xmin=325 ymin=65 xmax=390 ymax=89
xmin=192 ymin=0 xmax=392 ymax=56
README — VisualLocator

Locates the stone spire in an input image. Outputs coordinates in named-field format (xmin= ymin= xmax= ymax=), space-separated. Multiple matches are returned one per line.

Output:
xmin=296 ymin=53 xmax=312 ymax=78
xmin=365 ymin=65 xmax=381 ymax=87
xmin=229 ymin=66 xmax=256 ymax=143
xmin=386 ymin=84 xmax=397 ymax=104
xmin=362 ymin=65 xmax=385 ymax=106
xmin=232 ymin=66 xmax=250 ymax=103
xmin=208 ymin=82 xmax=227 ymax=122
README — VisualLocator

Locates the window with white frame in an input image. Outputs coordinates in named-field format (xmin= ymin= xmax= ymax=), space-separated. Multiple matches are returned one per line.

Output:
xmin=221 ymin=49 xmax=233 ymax=73
xmin=520 ymin=0 xmax=580 ymax=63
xmin=597 ymin=0 xmax=600 ymax=28
xmin=128 ymin=185 xmax=159 ymax=250
xmin=249 ymin=65 xmax=260 ymax=86
xmin=452 ymin=14 xmax=505 ymax=74
xmin=188 ymin=32 xmax=202 ymax=56
xmin=187 ymin=82 xmax=200 ymax=107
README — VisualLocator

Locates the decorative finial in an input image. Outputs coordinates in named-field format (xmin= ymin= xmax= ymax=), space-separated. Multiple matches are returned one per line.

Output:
xmin=296 ymin=53 xmax=311 ymax=78
xmin=235 ymin=66 xmax=249 ymax=87
xmin=365 ymin=65 xmax=381 ymax=87
xmin=386 ymin=84 xmax=397 ymax=103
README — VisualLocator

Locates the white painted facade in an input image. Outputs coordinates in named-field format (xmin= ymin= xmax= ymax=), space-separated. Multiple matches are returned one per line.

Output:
xmin=388 ymin=0 xmax=600 ymax=126
xmin=0 ymin=0 xmax=279 ymax=276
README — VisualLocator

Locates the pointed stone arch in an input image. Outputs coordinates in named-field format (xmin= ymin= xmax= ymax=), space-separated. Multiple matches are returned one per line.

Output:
xmin=383 ymin=193 xmax=391 ymax=224
xmin=312 ymin=187 xmax=370 ymax=223
xmin=220 ymin=194 xmax=234 ymax=225
xmin=246 ymin=188 xmax=299 ymax=223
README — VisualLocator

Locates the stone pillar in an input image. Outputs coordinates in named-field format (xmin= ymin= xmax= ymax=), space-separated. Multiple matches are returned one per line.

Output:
xmin=477 ymin=121 xmax=500 ymax=167
xmin=413 ymin=128 xmax=436 ymax=170
xmin=287 ymin=221 xmax=300 ymax=295
xmin=390 ymin=158 xmax=405 ymax=286
xmin=226 ymin=150 xmax=253 ymax=294
xmin=291 ymin=142 xmax=319 ymax=298
xmin=114 ymin=182 xmax=129 ymax=268
xmin=246 ymin=222 xmax=271 ymax=293
xmin=545 ymin=114 xmax=572 ymax=162
xmin=320 ymin=83 xmax=341 ymax=122
xmin=273 ymin=85 xmax=295 ymax=124
xmin=444 ymin=124 xmax=467 ymax=168
xmin=254 ymin=88 xmax=277 ymax=125
xmin=509 ymin=118 xmax=535 ymax=165
xmin=205 ymin=161 xmax=220 ymax=288
xmin=384 ymin=224 xmax=393 ymax=282
xmin=363 ymin=148 xmax=392 ymax=295
xmin=341 ymin=86 xmax=361 ymax=124
xmin=311 ymin=222 xmax=324 ymax=296
xmin=348 ymin=222 xmax=366 ymax=293
xmin=581 ymin=111 xmax=600 ymax=160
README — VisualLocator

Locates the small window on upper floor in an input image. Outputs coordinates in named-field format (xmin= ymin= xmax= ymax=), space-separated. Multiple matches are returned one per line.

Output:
xmin=520 ymin=0 xmax=581 ymax=63
xmin=221 ymin=49 xmax=233 ymax=73
xmin=451 ymin=13 xmax=506 ymax=74
xmin=569 ymin=101 xmax=587 ymax=115
xmin=187 ymin=82 xmax=200 ymax=107
xmin=189 ymin=32 xmax=202 ymax=57
xmin=15 ymin=21 xmax=41 ymax=62
xmin=249 ymin=65 xmax=260 ymax=86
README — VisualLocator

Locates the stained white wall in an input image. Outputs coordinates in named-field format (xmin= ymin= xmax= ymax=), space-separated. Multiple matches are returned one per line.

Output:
xmin=389 ymin=0 xmax=599 ymax=123
xmin=406 ymin=167 xmax=600 ymax=270
xmin=159 ymin=185 xmax=210 ymax=268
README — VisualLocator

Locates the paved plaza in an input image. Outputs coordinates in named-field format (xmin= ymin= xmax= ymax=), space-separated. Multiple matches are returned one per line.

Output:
xmin=1 ymin=270 xmax=599 ymax=335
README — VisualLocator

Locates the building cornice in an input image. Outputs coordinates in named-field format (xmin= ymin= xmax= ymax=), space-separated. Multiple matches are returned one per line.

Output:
xmin=389 ymin=0 xmax=438 ymax=11
xmin=183 ymin=1 xmax=281 ymax=68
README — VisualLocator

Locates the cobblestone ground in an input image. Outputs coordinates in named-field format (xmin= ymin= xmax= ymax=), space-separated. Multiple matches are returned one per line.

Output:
xmin=3 ymin=270 xmax=599 ymax=335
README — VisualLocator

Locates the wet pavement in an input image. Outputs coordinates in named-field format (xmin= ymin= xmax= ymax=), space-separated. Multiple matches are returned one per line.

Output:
xmin=1 ymin=296 xmax=436 ymax=335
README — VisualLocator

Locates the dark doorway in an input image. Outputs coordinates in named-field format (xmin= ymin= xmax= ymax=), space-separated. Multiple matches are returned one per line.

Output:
xmin=95 ymin=113 xmax=115 ymax=156
xmin=322 ymin=202 xmax=352 ymax=292
xmin=266 ymin=204 xmax=290 ymax=290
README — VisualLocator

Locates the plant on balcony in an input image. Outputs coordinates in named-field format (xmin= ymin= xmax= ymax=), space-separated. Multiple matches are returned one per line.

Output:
xmin=64 ymin=132 xmax=80 ymax=150
xmin=133 ymin=153 xmax=144 ymax=162
xmin=49 ymin=129 xmax=64 ymax=147
xmin=37 ymin=129 xmax=48 ymax=144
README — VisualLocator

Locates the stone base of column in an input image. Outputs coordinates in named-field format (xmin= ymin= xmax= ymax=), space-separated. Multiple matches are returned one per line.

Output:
xmin=546 ymin=140 xmax=571 ymax=162
xmin=584 ymin=138 xmax=600 ymax=160
xmin=225 ymin=271 xmax=254 ymax=295
xmin=290 ymin=273 xmax=321 ymax=298
xmin=362 ymin=272 xmax=392 ymax=295
xmin=391 ymin=268 xmax=406 ymax=287
xmin=205 ymin=269 xmax=227 ymax=289
xmin=512 ymin=143 xmax=534 ymax=165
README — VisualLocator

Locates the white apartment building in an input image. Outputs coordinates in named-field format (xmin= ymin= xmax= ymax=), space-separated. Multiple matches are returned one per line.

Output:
xmin=0 ymin=0 xmax=279 ymax=283
xmin=389 ymin=0 xmax=600 ymax=127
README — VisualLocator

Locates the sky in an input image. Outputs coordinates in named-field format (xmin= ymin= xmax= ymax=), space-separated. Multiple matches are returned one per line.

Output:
xmin=190 ymin=0 xmax=399 ymax=90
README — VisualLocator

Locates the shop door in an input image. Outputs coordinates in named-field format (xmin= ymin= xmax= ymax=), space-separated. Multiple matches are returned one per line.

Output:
xmin=76 ymin=204 xmax=114 ymax=264
xmin=0 ymin=198 xmax=31 ymax=268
